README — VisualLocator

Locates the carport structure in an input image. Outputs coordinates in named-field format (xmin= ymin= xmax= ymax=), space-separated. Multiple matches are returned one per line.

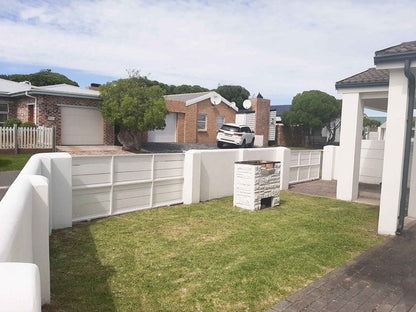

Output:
xmin=336 ymin=41 xmax=416 ymax=235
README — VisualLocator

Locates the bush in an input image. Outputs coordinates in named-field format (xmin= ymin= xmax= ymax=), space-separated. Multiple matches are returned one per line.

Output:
xmin=3 ymin=118 xmax=22 ymax=127
xmin=21 ymin=122 xmax=37 ymax=128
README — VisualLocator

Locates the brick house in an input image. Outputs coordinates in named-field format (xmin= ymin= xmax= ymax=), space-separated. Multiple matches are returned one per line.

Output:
xmin=148 ymin=91 xmax=238 ymax=143
xmin=0 ymin=79 xmax=114 ymax=145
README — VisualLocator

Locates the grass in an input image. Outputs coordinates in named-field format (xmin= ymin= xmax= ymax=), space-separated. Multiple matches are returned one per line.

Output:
xmin=45 ymin=192 xmax=384 ymax=312
xmin=0 ymin=154 xmax=32 ymax=171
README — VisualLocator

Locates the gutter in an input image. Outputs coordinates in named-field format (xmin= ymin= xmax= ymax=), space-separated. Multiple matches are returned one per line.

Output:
xmin=25 ymin=91 xmax=37 ymax=125
xmin=397 ymin=59 xmax=415 ymax=234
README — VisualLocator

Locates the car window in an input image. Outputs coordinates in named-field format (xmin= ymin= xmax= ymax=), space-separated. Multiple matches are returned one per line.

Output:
xmin=221 ymin=125 xmax=239 ymax=132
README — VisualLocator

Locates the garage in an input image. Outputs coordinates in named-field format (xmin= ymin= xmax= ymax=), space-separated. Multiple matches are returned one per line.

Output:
xmin=148 ymin=113 xmax=177 ymax=142
xmin=61 ymin=106 xmax=104 ymax=145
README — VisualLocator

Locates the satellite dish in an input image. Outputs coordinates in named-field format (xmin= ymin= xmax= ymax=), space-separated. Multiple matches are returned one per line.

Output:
xmin=210 ymin=94 xmax=221 ymax=105
xmin=243 ymin=99 xmax=252 ymax=109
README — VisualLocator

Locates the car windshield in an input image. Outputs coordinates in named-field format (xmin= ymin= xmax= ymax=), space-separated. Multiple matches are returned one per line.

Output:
xmin=221 ymin=125 xmax=240 ymax=132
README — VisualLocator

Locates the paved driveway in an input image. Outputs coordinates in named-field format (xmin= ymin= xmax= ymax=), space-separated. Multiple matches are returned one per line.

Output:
xmin=142 ymin=142 xmax=219 ymax=153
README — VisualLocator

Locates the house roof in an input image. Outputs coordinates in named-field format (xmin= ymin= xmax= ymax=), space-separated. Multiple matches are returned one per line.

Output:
xmin=374 ymin=41 xmax=416 ymax=64
xmin=165 ymin=91 xmax=238 ymax=111
xmin=271 ymin=105 xmax=291 ymax=116
xmin=0 ymin=78 xmax=100 ymax=99
xmin=335 ymin=68 xmax=389 ymax=89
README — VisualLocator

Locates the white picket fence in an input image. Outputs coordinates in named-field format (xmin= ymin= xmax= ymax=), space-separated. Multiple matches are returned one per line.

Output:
xmin=289 ymin=150 xmax=322 ymax=184
xmin=72 ymin=153 xmax=185 ymax=222
xmin=0 ymin=126 xmax=54 ymax=149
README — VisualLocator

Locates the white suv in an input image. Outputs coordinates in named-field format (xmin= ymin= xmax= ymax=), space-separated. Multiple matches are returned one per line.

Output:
xmin=216 ymin=123 xmax=255 ymax=148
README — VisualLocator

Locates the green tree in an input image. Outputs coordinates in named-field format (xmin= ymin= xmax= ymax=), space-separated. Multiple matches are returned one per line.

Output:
xmin=0 ymin=69 xmax=79 ymax=86
xmin=172 ymin=84 xmax=209 ymax=94
xmin=99 ymin=78 xmax=168 ymax=150
xmin=363 ymin=116 xmax=381 ymax=128
xmin=282 ymin=90 xmax=341 ymax=144
xmin=215 ymin=85 xmax=250 ymax=110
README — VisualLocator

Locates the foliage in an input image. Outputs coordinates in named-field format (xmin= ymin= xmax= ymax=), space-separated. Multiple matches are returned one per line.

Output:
xmin=363 ymin=116 xmax=381 ymax=128
xmin=45 ymin=193 xmax=383 ymax=312
xmin=3 ymin=118 xmax=22 ymax=127
xmin=215 ymin=85 xmax=250 ymax=110
xmin=282 ymin=90 xmax=341 ymax=143
xmin=0 ymin=154 xmax=32 ymax=171
xmin=21 ymin=122 xmax=37 ymax=128
xmin=0 ymin=69 xmax=79 ymax=87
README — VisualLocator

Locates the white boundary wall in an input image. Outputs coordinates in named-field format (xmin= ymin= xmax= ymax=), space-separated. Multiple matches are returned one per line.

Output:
xmin=0 ymin=153 xmax=72 ymax=311
xmin=183 ymin=147 xmax=291 ymax=204
xmin=323 ymin=140 xmax=386 ymax=184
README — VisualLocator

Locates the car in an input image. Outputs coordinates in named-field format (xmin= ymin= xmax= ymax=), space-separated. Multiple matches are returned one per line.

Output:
xmin=216 ymin=123 xmax=255 ymax=148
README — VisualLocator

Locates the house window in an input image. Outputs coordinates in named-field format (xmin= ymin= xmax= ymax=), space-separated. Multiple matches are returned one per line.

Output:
xmin=216 ymin=115 xmax=225 ymax=130
xmin=197 ymin=114 xmax=207 ymax=131
xmin=0 ymin=103 xmax=8 ymax=124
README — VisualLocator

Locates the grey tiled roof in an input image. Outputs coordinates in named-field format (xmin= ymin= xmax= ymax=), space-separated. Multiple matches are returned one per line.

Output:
xmin=164 ymin=92 xmax=211 ymax=102
xmin=335 ymin=68 xmax=389 ymax=89
xmin=375 ymin=41 xmax=416 ymax=56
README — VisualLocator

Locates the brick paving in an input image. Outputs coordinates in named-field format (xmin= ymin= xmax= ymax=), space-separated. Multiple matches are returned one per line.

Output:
xmin=268 ymin=219 xmax=416 ymax=312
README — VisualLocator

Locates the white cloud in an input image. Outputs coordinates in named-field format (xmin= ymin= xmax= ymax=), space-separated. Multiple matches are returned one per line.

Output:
xmin=0 ymin=0 xmax=415 ymax=102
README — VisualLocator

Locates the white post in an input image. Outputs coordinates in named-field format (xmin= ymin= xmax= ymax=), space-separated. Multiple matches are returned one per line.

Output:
xmin=336 ymin=93 xmax=363 ymax=201
xmin=29 ymin=175 xmax=50 ymax=304
xmin=322 ymin=145 xmax=337 ymax=180
xmin=183 ymin=150 xmax=201 ymax=204
xmin=378 ymin=69 xmax=410 ymax=235
xmin=408 ymin=142 xmax=416 ymax=218
xmin=276 ymin=147 xmax=290 ymax=190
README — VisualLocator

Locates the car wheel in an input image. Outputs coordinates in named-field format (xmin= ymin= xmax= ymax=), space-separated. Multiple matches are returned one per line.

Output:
xmin=241 ymin=140 xmax=246 ymax=148
xmin=217 ymin=141 xmax=223 ymax=148
xmin=249 ymin=139 xmax=254 ymax=148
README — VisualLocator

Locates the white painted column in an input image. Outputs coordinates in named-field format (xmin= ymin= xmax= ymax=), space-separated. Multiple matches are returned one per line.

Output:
xmin=183 ymin=150 xmax=201 ymax=204
xmin=276 ymin=147 xmax=290 ymax=190
xmin=336 ymin=93 xmax=363 ymax=201
xmin=408 ymin=141 xmax=416 ymax=218
xmin=322 ymin=145 xmax=337 ymax=181
xmin=378 ymin=69 xmax=410 ymax=235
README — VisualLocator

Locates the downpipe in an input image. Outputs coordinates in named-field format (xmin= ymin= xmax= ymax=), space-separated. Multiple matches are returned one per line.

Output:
xmin=397 ymin=59 xmax=415 ymax=235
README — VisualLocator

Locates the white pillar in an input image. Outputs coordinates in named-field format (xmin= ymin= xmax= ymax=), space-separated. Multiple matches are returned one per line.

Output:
xmin=183 ymin=150 xmax=201 ymax=204
xmin=322 ymin=145 xmax=337 ymax=181
xmin=378 ymin=69 xmax=410 ymax=235
xmin=276 ymin=147 xmax=290 ymax=190
xmin=408 ymin=142 xmax=416 ymax=218
xmin=336 ymin=93 xmax=363 ymax=201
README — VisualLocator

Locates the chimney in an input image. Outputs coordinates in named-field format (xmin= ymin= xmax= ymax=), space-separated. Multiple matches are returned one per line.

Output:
xmin=250 ymin=93 xmax=270 ymax=146
xmin=86 ymin=83 xmax=101 ymax=91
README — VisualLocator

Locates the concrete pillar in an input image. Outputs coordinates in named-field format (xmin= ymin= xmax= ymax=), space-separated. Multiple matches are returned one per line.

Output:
xmin=408 ymin=141 xmax=416 ymax=218
xmin=322 ymin=145 xmax=337 ymax=181
xmin=183 ymin=150 xmax=201 ymax=204
xmin=336 ymin=93 xmax=363 ymax=201
xmin=276 ymin=147 xmax=290 ymax=190
xmin=378 ymin=69 xmax=410 ymax=235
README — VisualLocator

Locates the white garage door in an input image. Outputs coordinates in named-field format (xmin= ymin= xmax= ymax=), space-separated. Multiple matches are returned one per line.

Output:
xmin=61 ymin=106 xmax=104 ymax=145
xmin=148 ymin=113 xmax=177 ymax=142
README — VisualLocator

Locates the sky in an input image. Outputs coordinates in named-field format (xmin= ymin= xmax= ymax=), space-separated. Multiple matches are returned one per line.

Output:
xmin=0 ymin=0 xmax=415 ymax=116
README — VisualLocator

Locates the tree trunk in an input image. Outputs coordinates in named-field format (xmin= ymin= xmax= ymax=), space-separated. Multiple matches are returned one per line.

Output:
xmin=117 ymin=129 xmax=146 ymax=151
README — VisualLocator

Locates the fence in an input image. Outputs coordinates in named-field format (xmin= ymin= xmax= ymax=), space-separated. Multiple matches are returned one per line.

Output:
xmin=0 ymin=125 xmax=54 ymax=151
xmin=289 ymin=150 xmax=322 ymax=184
xmin=72 ymin=154 xmax=185 ymax=222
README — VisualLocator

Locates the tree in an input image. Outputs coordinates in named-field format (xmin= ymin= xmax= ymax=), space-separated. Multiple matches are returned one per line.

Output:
xmin=363 ymin=116 xmax=381 ymax=128
xmin=281 ymin=90 xmax=341 ymax=144
xmin=99 ymin=78 xmax=168 ymax=150
xmin=215 ymin=85 xmax=250 ymax=110
xmin=0 ymin=70 xmax=79 ymax=86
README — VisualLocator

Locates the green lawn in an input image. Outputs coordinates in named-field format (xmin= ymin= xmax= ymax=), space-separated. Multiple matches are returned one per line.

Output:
xmin=0 ymin=154 xmax=32 ymax=171
xmin=45 ymin=192 xmax=384 ymax=312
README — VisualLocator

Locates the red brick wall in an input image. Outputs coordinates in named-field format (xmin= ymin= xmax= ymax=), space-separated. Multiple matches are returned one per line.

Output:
xmin=165 ymin=99 xmax=236 ymax=143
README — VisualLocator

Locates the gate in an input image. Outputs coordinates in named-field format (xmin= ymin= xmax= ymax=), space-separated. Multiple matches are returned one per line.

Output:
xmin=72 ymin=153 xmax=184 ymax=222
xmin=289 ymin=150 xmax=322 ymax=184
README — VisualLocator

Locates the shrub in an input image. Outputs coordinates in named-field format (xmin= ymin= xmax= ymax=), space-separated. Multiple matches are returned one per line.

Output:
xmin=3 ymin=118 xmax=22 ymax=127
xmin=21 ymin=122 xmax=37 ymax=128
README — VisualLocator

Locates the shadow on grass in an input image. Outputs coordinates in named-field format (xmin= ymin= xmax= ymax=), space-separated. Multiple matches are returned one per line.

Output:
xmin=43 ymin=224 xmax=116 ymax=312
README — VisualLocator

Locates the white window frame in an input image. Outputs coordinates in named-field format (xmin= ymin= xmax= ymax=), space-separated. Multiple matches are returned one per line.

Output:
xmin=197 ymin=114 xmax=207 ymax=131
xmin=216 ymin=115 xmax=225 ymax=130
xmin=0 ymin=102 xmax=9 ymax=125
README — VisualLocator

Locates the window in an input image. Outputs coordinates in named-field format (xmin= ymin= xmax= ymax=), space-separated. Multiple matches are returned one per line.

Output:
xmin=0 ymin=103 xmax=8 ymax=124
xmin=216 ymin=115 xmax=225 ymax=130
xmin=197 ymin=114 xmax=207 ymax=131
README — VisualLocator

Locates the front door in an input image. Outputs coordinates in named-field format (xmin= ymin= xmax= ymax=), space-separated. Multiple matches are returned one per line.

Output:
xmin=28 ymin=105 xmax=34 ymax=123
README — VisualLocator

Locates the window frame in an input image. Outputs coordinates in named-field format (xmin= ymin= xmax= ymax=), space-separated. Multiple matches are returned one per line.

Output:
xmin=216 ymin=115 xmax=225 ymax=130
xmin=0 ymin=102 xmax=9 ymax=124
xmin=197 ymin=114 xmax=207 ymax=131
